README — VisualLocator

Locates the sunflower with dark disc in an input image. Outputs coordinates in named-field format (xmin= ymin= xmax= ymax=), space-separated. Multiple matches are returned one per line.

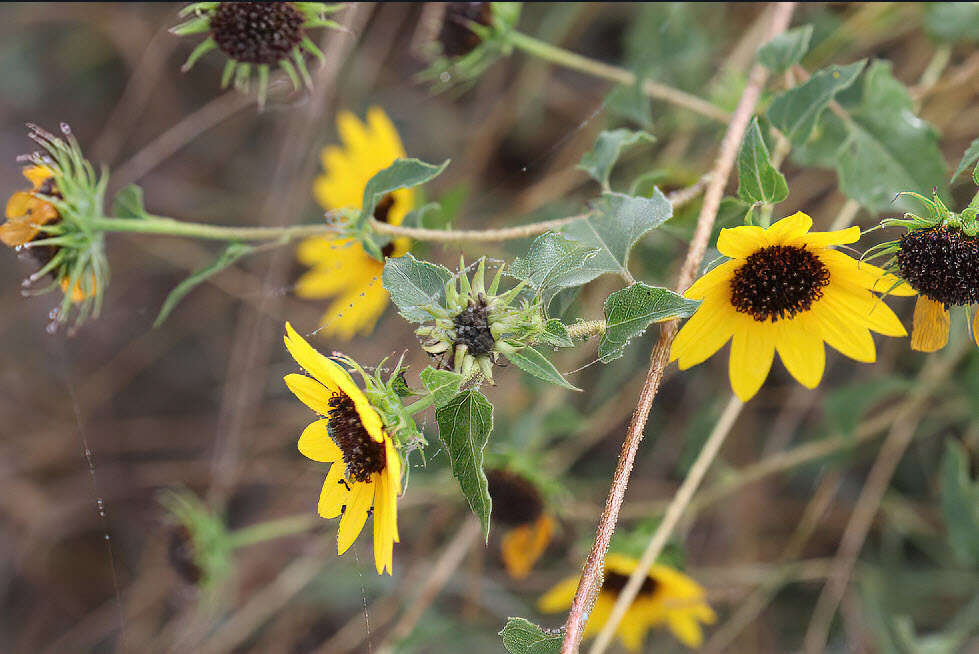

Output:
xmin=283 ymin=323 xmax=401 ymax=574
xmin=485 ymin=468 xmax=555 ymax=579
xmin=539 ymin=554 xmax=716 ymax=650
xmin=865 ymin=191 xmax=979 ymax=351
xmin=670 ymin=212 xmax=914 ymax=401
xmin=172 ymin=2 xmax=345 ymax=107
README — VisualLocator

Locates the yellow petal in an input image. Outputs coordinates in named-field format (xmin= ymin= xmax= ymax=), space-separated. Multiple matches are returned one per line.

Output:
xmin=682 ymin=259 xmax=738 ymax=300
xmin=666 ymin=613 xmax=705 ymax=649
xmin=973 ymin=308 xmax=979 ymax=348
xmin=810 ymin=302 xmax=876 ymax=362
xmin=295 ymin=235 xmax=357 ymax=268
xmin=298 ymin=419 xmax=342 ymax=462
xmin=5 ymin=191 xmax=32 ymax=219
xmin=823 ymin=285 xmax=907 ymax=337
xmin=318 ymin=464 xmax=350 ymax=519
xmin=23 ymin=165 xmax=53 ymax=188
xmin=728 ymin=317 xmax=775 ymax=401
xmin=582 ymin=595 xmax=614 ymax=639
xmin=284 ymin=373 xmax=333 ymax=415
xmin=337 ymin=480 xmax=374 ymax=554
xmin=615 ymin=615 xmax=649 ymax=652
xmin=765 ymin=211 xmax=812 ymax=243
xmin=716 ymin=225 xmax=768 ymax=258
xmin=372 ymin=472 xmax=392 ymax=574
xmin=671 ymin=295 xmax=736 ymax=369
xmin=284 ymin=322 xmax=347 ymax=393
xmin=318 ymin=276 xmax=390 ymax=341
xmin=336 ymin=110 xmax=371 ymax=156
xmin=911 ymin=295 xmax=949 ymax=352
xmin=818 ymin=249 xmax=916 ymax=296
xmin=538 ymin=576 xmax=580 ymax=612
xmin=775 ymin=318 xmax=826 ymax=389
xmin=384 ymin=436 xmax=401 ymax=497
xmin=605 ymin=553 xmax=640 ymax=576
xmin=790 ymin=225 xmax=860 ymax=249
xmin=366 ymin=106 xmax=407 ymax=160
xmin=501 ymin=514 xmax=555 ymax=579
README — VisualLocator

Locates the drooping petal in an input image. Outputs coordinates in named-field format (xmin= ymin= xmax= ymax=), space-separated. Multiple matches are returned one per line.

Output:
xmin=973 ymin=308 xmax=979 ymax=348
xmin=728 ymin=317 xmax=776 ymax=401
xmin=298 ymin=419 xmax=342 ymax=462
xmin=23 ymin=165 xmax=54 ymax=188
xmin=501 ymin=514 xmax=555 ymax=579
xmin=765 ymin=211 xmax=812 ymax=243
xmin=372 ymin=472 xmax=392 ymax=574
xmin=775 ymin=314 xmax=826 ymax=389
xmin=318 ymin=464 xmax=350 ymax=519
xmin=716 ymin=225 xmax=768 ymax=258
xmin=284 ymin=373 xmax=333 ymax=415
xmin=911 ymin=295 xmax=949 ymax=352
xmin=337 ymin=480 xmax=374 ymax=554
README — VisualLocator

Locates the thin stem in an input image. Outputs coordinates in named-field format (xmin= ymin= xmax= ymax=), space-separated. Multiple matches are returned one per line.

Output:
xmin=557 ymin=6 xmax=796 ymax=653
xmin=90 ymin=216 xmax=331 ymax=242
xmin=508 ymin=31 xmax=731 ymax=123
xmin=369 ymin=212 xmax=588 ymax=242
xmin=588 ymin=396 xmax=744 ymax=654
xmin=227 ymin=514 xmax=318 ymax=549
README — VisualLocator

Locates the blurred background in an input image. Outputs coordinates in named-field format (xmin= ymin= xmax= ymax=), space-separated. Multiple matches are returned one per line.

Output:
xmin=1 ymin=3 xmax=978 ymax=652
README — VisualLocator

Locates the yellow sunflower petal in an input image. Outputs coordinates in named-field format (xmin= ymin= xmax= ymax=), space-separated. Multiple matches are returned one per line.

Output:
xmin=501 ymin=514 xmax=555 ymax=580
xmin=823 ymin=285 xmax=907 ymax=337
xmin=284 ymin=322 xmax=349 ymax=393
xmin=605 ymin=553 xmax=640 ymax=576
xmin=775 ymin=314 xmax=825 ymax=389
xmin=538 ymin=576 xmax=580 ymax=612
xmin=298 ymin=419 xmax=343 ymax=462
xmin=372 ymin=471 xmax=393 ymax=574
xmin=728 ymin=317 xmax=776 ymax=401
xmin=818 ymin=249 xmax=916 ymax=296
xmin=973 ymin=308 xmax=979 ymax=348
xmin=810 ymin=302 xmax=877 ymax=362
xmin=318 ymin=276 xmax=390 ymax=341
xmin=5 ymin=191 xmax=33 ymax=219
xmin=666 ymin=613 xmax=705 ymax=649
xmin=910 ymin=295 xmax=949 ymax=352
xmin=284 ymin=373 xmax=333 ymax=415
xmin=682 ymin=259 xmax=739 ymax=300
xmin=366 ymin=106 xmax=407 ymax=159
xmin=790 ymin=225 xmax=861 ymax=249
xmin=582 ymin=594 xmax=614 ymax=638
xmin=336 ymin=110 xmax=371 ymax=156
xmin=615 ymin=615 xmax=649 ymax=652
xmin=672 ymin=295 xmax=737 ymax=369
xmin=764 ymin=211 xmax=812 ymax=243
xmin=23 ymin=165 xmax=53 ymax=188
xmin=295 ymin=235 xmax=358 ymax=268
xmin=318 ymin=464 xmax=350 ymax=519
xmin=383 ymin=437 xmax=400 ymax=542
xmin=337 ymin=480 xmax=374 ymax=555
xmin=716 ymin=225 xmax=768 ymax=258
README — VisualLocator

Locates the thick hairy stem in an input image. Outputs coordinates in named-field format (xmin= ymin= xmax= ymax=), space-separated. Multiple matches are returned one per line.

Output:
xmin=566 ymin=320 xmax=606 ymax=341
xmin=558 ymin=5 xmax=796 ymax=653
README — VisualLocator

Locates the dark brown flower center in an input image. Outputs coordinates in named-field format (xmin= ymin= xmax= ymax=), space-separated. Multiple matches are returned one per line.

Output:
xmin=211 ymin=2 xmax=305 ymax=65
xmin=897 ymin=226 xmax=979 ymax=306
xmin=327 ymin=392 xmax=386 ymax=483
xmin=603 ymin=571 xmax=660 ymax=597
xmin=730 ymin=245 xmax=830 ymax=321
xmin=439 ymin=2 xmax=492 ymax=57
xmin=167 ymin=525 xmax=203 ymax=585
xmin=374 ymin=194 xmax=398 ymax=258
xmin=486 ymin=468 xmax=543 ymax=526
xmin=453 ymin=296 xmax=495 ymax=355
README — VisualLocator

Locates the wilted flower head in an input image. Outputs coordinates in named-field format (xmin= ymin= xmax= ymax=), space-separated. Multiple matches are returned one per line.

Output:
xmin=2 ymin=124 xmax=108 ymax=331
xmin=161 ymin=489 xmax=233 ymax=593
xmin=172 ymin=2 xmax=345 ymax=107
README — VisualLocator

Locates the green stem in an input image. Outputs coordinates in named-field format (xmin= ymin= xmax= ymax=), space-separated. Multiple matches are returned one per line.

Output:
xmin=404 ymin=393 xmax=437 ymax=416
xmin=566 ymin=319 xmax=606 ymax=340
xmin=507 ymin=31 xmax=731 ymax=123
xmin=227 ymin=514 xmax=318 ymax=549
xmin=90 ymin=216 xmax=332 ymax=242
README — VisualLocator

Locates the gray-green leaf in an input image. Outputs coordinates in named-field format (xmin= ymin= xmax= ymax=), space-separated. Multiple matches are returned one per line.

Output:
xmin=500 ymin=618 xmax=563 ymax=654
xmin=382 ymin=254 xmax=452 ymax=323
xmin=112 ymin=184 xmax=150 ymax=220
xmin=951 ymin=137 xmax=979 ymax=184
xmin=436 ymin=390 xmax=494 ymax=540
xmin=420 ymin=366 xmax=464 ymax=408
xmin=578 ymin=129 xmax=655 ymax=190
xmin=757 ymin=24 xmax=813 ymax=74
xmin=598 ymin=283 xmax=701 ymax=362
xmin=604 ymin=82 xmax=652 ymax=129
xmin=508 ymin=232 xmax=599 ymax=302
xmin=940 ymin=439 xmax=979 ymax=568
xmin=355 ymin=158 xmax=449 ymax=230
xmin=767 ymin=60 xmax=865 ymax=145
xmin=541 ymin=319 xmax=573 ymax=348
xmin=155 ymin=243 xmax=254 ymax=327
xmin=737 ymin=116 xmax=789 ymax=204
xmin=561 ymin=190 xmax=673 ymax=284
xmin=503 ymin=345 xmax=580 ymax=391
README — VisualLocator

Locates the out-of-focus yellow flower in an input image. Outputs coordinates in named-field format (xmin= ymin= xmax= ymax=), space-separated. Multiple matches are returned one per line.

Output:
xmin=538 ymin=554 xmax=716 ymax=650
xmin=2 ymin=166 xmax=59 ymax=248
xmin=296 ymin=107 xmax=414 ymax=340
xmin=485 ymin=468 xmax=554 ymax=579
xmin=283 ymin=323 xmax=401 ymax=574
xmin=670 ymin=212 xmax=914 ymax=401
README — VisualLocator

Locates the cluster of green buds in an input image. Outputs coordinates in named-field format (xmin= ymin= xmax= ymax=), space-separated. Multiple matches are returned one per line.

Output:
xmin=415 ymin=257 xmax=546 ymax=383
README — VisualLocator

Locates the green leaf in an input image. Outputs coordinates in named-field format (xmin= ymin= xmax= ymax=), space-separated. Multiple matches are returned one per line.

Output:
xmin=598 ymin=283 xmax=701 ymax=362
xmin=578 ymin=129 xmax=655 ymax=190
xmin=766 ymin=60 xmax=865 ymax=145
xmin=503 ymin=346 xmax=579 ymax=391
xmin=499 ymin=618 xmax=562 ymax=654
xmin=824 ymin=377 xmax=912 ymax=438
xmin=382 ymin=254 xmax=452 ymax=323
xmin=757 ymin=24 xmax=813 ymax=74
xmin=924 ymin=3 xmax=979 ymax=43
xmin=355 ymin=158 xmax=450 ymax=230
xmin=420 ymin=366 xmax=464 ymax=408
xmin=508 ymin=232 xmax=599 ymax=302
xmin=111 ymin=184 xmax=149 ymax=220
xmin=951 ymin=137 xmax=979 ymax=183
xmin=561 ymin=190 xmax=673 ymax=284
xmin=940 ymin=439 xmax=979 ymax=568
xmin=541 ymin=319 xmax=573 ymax=348
xmin=737 ymin=116 xmax=789 ymax=205
xmin=604 ymin=82 xmax=652 ymax=128
xmin=154 ymin=243 xmax=254 ymax=327
xmin=436 ymin=390 xmax=494 ymax=540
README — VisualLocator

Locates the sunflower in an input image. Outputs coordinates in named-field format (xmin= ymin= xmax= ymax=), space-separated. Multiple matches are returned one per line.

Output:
xmin=669 ymin=212 xmax=914 ymax=401
xmin=296 ymin=107 xmax=415 ymax=340
xmin=485 ymin=468 xmax=555 ymax=579
xmin=538 ymin=554 xmax=716 ymax=651
xmin=283 ymin=323 xmax=401 ymax=574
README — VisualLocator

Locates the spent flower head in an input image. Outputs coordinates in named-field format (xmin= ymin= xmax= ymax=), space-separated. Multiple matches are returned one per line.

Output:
xmin=3 ymin=124 xmax=108 ymax=331
xmin=160 ymin=489 xmax=233 ymax=594
xmin=172 ymin=2 xmax=346 ymax=107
